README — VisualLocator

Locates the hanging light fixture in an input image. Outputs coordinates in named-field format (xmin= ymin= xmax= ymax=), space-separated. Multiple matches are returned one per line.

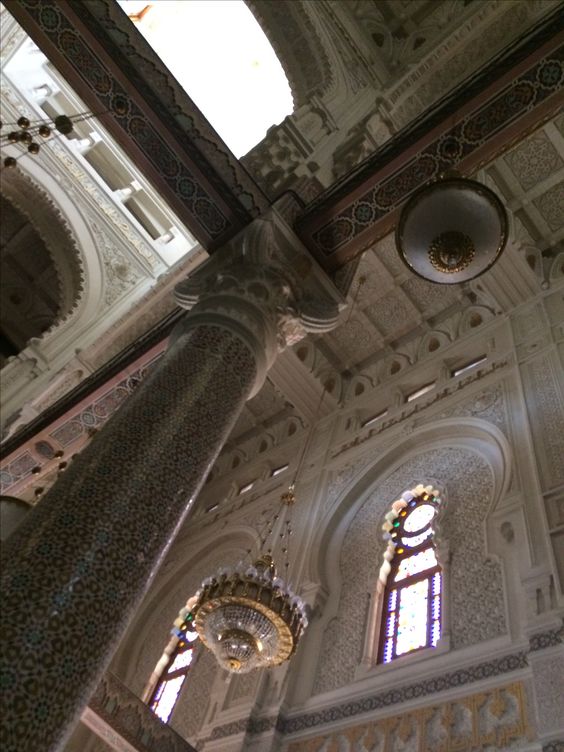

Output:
xmin=190 ymin=491 xmax=307 ymax=674
xmin=1 ymin=111 xmax=101 ymax=170
xmin=396 ymin=172 xmax=508 ymax=284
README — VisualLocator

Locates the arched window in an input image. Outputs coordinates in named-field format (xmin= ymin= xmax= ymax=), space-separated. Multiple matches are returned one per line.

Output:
xmin=145 ymin=600 xmax=199 ymax=723
xmin=378 ymin=485 xmax=442 ymax=664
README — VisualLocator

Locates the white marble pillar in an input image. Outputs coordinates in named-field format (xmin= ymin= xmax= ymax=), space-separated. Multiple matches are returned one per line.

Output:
xmin=0 ymin=213 xmax=342 ymax=752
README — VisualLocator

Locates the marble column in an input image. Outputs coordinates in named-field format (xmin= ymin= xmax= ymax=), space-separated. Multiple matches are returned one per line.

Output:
xmin=0 ymin=212 xmax=341 ymax=752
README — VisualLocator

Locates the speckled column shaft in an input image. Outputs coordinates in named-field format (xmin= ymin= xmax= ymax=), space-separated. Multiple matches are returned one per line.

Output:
xmin=0 ymin=323 xmax=258 ymax=752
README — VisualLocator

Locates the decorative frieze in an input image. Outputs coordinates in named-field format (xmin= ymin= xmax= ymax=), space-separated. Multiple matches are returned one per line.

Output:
xmin=285 ymin=681 xmax=533 ymax=752
xmin=529 ymin=623 xmax=564 ymax=652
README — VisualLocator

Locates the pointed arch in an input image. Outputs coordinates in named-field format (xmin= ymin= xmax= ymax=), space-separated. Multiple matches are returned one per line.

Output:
xmin=303 ymin=419 xmax=511 ymax=698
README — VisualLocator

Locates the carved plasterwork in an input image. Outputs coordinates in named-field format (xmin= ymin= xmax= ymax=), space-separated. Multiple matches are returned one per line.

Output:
xmin=170 ymin=649 xmax=218 ymax=744
xmin=83 ymin=672 xmax=195 ymax=752
xmin=246 ymin=0 xmax=559 ymax=204
xmin=314 ymin=447 xmax=505 ymax=695
xmin=246 ymin=0 xmax=333 ymax=108
xmin=534 ymin=182 xmax=564 ymax=232
xmin=0 ymin=81 xmax=160 ymax=274
xmin=175 ymin=212 xmax=343 ymax=396
xmin=262 ymin=115 xmax=562 ymax=406
xmin=47 ymin=141 xmax=160 ymax=271
xmin=520 ymin=353 xmax=564 ymax=490
xmin=86 ymin=217 xmax=144 ymax=307
xmin=503 ymin=129 xmax=563 ymax=191
xmin=530 ymin=651 xmax=564 ymax=737
xmin=0 ymin=169 xmax=85 ymax=332
xmin=286 ymin=681 xmax=533 ymax=752
xmin=386 ymin=0 xmax=556 ymax=130
xmin=436 ymin=384 xmax=509 ymax=436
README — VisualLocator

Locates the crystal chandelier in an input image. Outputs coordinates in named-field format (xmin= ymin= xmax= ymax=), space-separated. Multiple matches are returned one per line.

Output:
xmin=191 ymin=550 xmax=308 ymax=674
xmin=396 ymin=173 xmax=508 ymax=284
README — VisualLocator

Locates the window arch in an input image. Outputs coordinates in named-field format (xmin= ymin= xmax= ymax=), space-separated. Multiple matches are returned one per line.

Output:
xmin=378 ymin=485 xmax=442 ymax=664
xmin=144 ymin=598 xmax=199 ymax=723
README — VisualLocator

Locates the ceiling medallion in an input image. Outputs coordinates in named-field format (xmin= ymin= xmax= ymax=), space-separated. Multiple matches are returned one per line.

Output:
xmin=396 ymin=175 xmax=508 ymax=284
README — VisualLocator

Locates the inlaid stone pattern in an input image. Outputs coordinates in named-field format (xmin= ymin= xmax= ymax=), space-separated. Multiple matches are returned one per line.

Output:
xmin=529 ymin=623 xmax=564 ymax=651
xmin=0 ymin=324 xmax=258 ymax=752
xmin=51 ymin=354 xmax=164 ymax=449
xmin=286 ymin=681 xmax=532 ymax=752
xmin=0 ymin=450 xmax=35 ymax=494
xmin=299 ymin=45 xmax=564 ymax=265
xmin=204 ymin=651 xmax=532 ymax=742
xmin=314 ymin=448 xmax=504 ymax=695
xmin=12 ymin=0 xmax=233 ymax=245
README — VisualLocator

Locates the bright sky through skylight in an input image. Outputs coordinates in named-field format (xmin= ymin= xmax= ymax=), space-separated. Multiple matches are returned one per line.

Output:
xmin=118 ymin=0 xmax=293 ymax=157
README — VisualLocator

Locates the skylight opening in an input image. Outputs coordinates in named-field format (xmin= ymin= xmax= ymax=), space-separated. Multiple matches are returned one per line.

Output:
xmin=406 ymin=382 xmax=436 ymax=403
xmin=119 ymin=1 xmax=293 ymax=157
xmin=452 ymin=355 xmax=487 ymax=378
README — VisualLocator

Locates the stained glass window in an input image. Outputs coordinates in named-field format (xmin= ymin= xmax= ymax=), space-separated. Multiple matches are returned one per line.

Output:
xmin=378 ymin=487 xmax=442 ymax=664
xmin=148 ymin=613 xmax=199 ymax=723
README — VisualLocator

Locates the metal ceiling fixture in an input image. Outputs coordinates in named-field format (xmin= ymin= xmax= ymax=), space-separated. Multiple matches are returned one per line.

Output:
xmin=396 ymin=174 xmax=508 ymax=284
xmin=1 ymin=112 xmax=99 ymax=169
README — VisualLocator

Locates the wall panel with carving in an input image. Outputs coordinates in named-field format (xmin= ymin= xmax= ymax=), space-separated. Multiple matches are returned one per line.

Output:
xmin=312 ymin=446 xmax=505 ymax=696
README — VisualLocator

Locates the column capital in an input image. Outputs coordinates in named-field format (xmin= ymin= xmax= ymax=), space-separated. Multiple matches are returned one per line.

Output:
xmin=174 ymin=210 xmax=343 ymax=396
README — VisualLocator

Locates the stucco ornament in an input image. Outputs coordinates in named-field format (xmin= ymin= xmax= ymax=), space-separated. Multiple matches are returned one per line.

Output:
xmin=314 ymin=447 xmax=506 ymax=695
xmin=175 ymin=212 xmax=343 ymax=397
xmin=1 ymin=169 xmax=85 ymax=331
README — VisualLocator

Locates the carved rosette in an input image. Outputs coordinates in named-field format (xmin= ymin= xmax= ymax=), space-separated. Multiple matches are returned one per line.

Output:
xmin=175 ymin=212 xmax=343 ymax=396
